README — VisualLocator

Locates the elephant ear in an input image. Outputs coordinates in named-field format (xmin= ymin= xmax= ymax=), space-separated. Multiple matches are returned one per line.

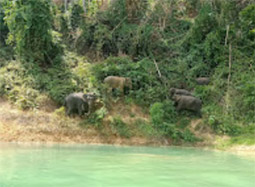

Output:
xmin=82 ymin=94 xmax=88 ymax=101
xmin=172 ymin=94 xmax=179 ymax=101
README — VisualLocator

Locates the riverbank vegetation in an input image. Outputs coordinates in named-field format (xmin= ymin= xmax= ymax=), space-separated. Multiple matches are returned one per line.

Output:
xmin=0 ymin=0 xmax=254 ymax=147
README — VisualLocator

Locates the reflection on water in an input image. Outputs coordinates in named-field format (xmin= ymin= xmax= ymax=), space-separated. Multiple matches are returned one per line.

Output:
xmin=0 ymin=143 xmax=255 ymax=187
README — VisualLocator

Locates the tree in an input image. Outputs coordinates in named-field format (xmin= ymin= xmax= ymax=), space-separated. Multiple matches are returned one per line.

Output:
xmin=0 ymin=1 xmax=8 ymax=45
xmin=126 ymin=0 xmax=148 ymax=23
xmin=4 ymin=0 xmax=62 ymax=65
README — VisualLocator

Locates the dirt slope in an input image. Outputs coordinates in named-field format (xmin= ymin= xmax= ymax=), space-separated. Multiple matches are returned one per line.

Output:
xmin=0 ymin=98 xmax=156 ymax=145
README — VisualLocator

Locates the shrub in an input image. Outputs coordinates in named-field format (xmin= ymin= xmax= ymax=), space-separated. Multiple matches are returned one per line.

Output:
xmin=240 ymin=4 xmax=255 ymax=39
xmin=86 ymin=107 xmax=108 ymax=126
xmin=0 ymin=61 xmax=41 ymax=109
xmin=193 ymin=85 xmax=222 ymax=105
xmin=150 ymin=100 xmax=177 ymax=125
xmin=181 ymin=129 xmax=198 ymax=143
xmin=150 ymin=101 xmax=178 ymax=137
xmin=134 ymin=119 xmax=158 ymax=138
xmin=110 ymin=116 xmax=131 ymax=138
xmin=206 ymin=113 xmax=242 ymax=136
xmin=188 ymin=3 xmax=218 ymax=43
xmin=70 ymin=3 xmax=84 ymax=31
xmin=54 ymin=106 xmax=66 ymax=116
xmin=149 ymin=100 xmax=198 ymax=142
xmin=236 ymin=77 xmax=255 ymax=122
xmin=150 ymin=102 xmax=165 ymax=125
xmin=0 ymin=52 xmax=97 ymax=108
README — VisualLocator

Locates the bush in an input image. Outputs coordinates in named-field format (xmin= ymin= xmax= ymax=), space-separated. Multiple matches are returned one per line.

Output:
xmin=110 ymin=116 xmax=132 ymax=138
xmin=240 ymin=4 xmax=255 ymax=40
xmin=134 ymin=119 xmax=158 ymax=138
xmin=181 ymin=129 xmax=198 ymax=143
xmin=70 ymin=3 xmax=84 ymax=31
xmin=206 ymin=113 xmax=242 ymax=136
xmin=150 ymin=100 xmax=177 ymax=125
xmin=193 ymin=85 xmax=222 ymax=105
xmin=0 ymin=52 xmax=97 ymax=108
xmin=86 ymin=107 xmax=108 ymax=126
xmin=0 ymin=61 xmax=40 ymax=109
xmin=150 ymin=101 xmax=178 ymax=137
xmin=188 ymin=3 xmax=218 ymax=43
xmin=150 ymin=102 xmax=165 ymax=125
xmin=149 ymin=100 xmax=198 ymax=142
xmin=235 ymin=76 xmax=255 ymax=122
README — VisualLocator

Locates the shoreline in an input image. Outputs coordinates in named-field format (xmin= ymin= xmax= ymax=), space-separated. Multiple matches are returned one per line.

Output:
xmin=0 ymin=138 xmax=255 ymax=158
xmin=0 ymin=98 xmax=254 ymax=157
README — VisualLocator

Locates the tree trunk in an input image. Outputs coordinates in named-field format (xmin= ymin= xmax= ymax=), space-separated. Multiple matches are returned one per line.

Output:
xmin=83 ymin=0 xmax=86 ymax=14
xmin=64 ymin=0 xmax=67 ymax=11
xmin=96 ymin=0 xmax=101 ymax=8
xmin=101 ymin=0 xmax=108 ymax=10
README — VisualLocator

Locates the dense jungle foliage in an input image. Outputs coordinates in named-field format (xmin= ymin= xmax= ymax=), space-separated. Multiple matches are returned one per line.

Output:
xmin=0 ymin=0 xmax=254 ymax=144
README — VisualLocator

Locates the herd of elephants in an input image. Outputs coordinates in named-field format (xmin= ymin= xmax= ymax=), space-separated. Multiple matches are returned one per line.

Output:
xmin=64 ymin=76 xmax=210 ymax=118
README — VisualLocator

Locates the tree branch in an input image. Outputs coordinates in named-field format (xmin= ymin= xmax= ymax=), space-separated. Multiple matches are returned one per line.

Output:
xmin=225 ymin=25 xmax=230 ymax=46
xmin=153 ymin=59 xmax=162 ymax=78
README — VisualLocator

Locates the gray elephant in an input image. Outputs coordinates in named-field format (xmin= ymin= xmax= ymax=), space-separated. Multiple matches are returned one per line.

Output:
xmin=64 ymin=92 xmax=96 ymax=117
xmin=104 ymin=76 xmax=132 ymax=95
xmin=172 ymin=94 xmax=202 ymax=117
xmin=83 ymin=92 xmax=97 ymax=114
xmin=195 ymin=77 xmax=210 ymax=85
xmin=170 ymin=88 xmax=193 ymax=97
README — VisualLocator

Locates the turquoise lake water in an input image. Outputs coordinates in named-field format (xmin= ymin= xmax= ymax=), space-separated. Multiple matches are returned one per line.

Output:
xmin=0 ymin=143 xmax=254 ymax=187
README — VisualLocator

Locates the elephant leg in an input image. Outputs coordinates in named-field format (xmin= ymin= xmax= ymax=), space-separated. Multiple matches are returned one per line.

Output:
xmin=197 ymin=110 xmax=202 ymax=118
xmin=107 ymin=87 xmax=112 ymax=96
xmin=120 ymin=87 xmax=124 ymax=96
xmin=66 ymin=107 xmax=71 ymax=116
xmin=176 ymin=104 xmax=181 ymax=112
xmin=85 ymin=110 xmax=90 ymax=117
xmin=110 ymin=88 xmax=113 ymax=95
xmin=78 ymin=104 xmax=84 ymax=116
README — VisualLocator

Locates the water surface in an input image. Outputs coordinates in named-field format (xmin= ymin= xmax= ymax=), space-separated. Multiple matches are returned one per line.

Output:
xmin=0 ymin=143 xmax=254 ymax=187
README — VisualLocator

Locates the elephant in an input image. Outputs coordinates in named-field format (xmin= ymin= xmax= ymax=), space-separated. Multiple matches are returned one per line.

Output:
xmin=195 ymin=77 xmax=210 ymax=85
xmin=103 ymin=76 xmax=132 ymax=95
xmin=64 ymin=92 xmax=96 ymax=117
xmin=170 ymin=88 xmax=193 ymax=97
xmin=83 ymin=92 xmax=97 ymax=114
xmin=172 ymin=94 xmax=202 ymax=117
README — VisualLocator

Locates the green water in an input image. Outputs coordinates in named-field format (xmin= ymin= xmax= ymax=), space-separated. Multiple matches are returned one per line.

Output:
xmin=0 ymin=144 xmax=254 ymax=187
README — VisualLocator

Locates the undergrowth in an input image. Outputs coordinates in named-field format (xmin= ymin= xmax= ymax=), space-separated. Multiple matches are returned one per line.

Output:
xmin=0 ymin=0 xmax=255 ymax=144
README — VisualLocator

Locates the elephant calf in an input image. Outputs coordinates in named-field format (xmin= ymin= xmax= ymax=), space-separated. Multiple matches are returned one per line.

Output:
xmin=195 ymin=77 xmax=210 ymax=85
xmin=170 ymin=88 xmax=193 ymax=97
xmin=173 ymin=95 xmax=202 ymax=116
xmin=104 ymin=76 xmax=132 ymax=95
xmin=64 ymin=92 xmax=96 ymax=117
